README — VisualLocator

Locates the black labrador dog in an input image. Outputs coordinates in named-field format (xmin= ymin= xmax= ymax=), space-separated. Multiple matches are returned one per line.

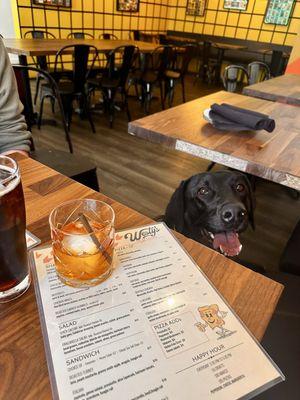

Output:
xmin=164 ymin=171 xmax=255 ymax=257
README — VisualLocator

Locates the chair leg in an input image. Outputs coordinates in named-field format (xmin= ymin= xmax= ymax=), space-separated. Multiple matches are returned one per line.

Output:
xmin=107 ymin=89 xmax=115 ymax=128
xmin=38 ymin=95 xmax=46 ymax=129
xmin=134 ymin=82 xmax=139 ymax=100
xmin=34 ymin=75 xmax=42 ymax=106
xmin=56 ymin=94 xmax=73 ymax=153
xmin=181 ymin=77 xmax=186 ymax=103
xmin=84 ymin=97 xmax=96 ymax=133
xmin=168 ymin=80 xmax=174 ymax=108
xmin=159 ymin=80 xmax=165 ymax=110
xmin=50 ymin=97 xmax=55 ymax=114
xmin=124 ymin=92 xmax=131 ymax=122
xmin=144 ymin=84 xmax=151 ymax=115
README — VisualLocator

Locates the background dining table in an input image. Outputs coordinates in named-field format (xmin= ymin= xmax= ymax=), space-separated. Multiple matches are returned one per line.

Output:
xmin=3 ymin=37 xmax=157 ymax=57
xmin=243 ymin=73 xmax=300 ymax=106
xmin=3 ymin=37 xmax=158 ymax=122
xmin=128 ymin=90 xmax=300 ymax=191
xmin=0 ymin=154 xmax=283 ymax=399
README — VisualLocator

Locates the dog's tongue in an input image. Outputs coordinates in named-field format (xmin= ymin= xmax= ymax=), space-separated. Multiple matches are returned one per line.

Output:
xmin=213 ymin=232 xmax=242 ymax=257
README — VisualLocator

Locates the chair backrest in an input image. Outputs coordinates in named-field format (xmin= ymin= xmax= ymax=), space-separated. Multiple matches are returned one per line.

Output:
xmin=132 ymin=30 xmax=140 ymax=41
xmin=159 ymin=34 xmax=167 ymax=45
xmin=24 ymin=30 xmax=56 ymax=71
xmin=67 ymin=32 xmax=94 ymax=39
xmin=106 ymin=45 xmax=137 ymax=88
xmin=54 ymin=45 xmax=98 ymax=92
xmin=178 ymin=44 xmax=197 ymax=76
xmin=24 ymin=30 xmax=56 ymax=39
xmin=151 ymin=45 xmax=175 ymax=78
xmin=223 ymin=65 xmax=249 ymax=93
xmin=248 ymin=61 xmax=271 ymax=85
xmin=13 ymin=65 xmax=66 ymax=132
xmin=99 ymin=33 xmax=118 ymax=40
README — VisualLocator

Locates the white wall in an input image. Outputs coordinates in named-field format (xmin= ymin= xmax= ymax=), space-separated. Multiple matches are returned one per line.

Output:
xmin=0 ymin=0 xmax=19 ymax=63
xmin=0 ymin=0 xmax=16 ymax=38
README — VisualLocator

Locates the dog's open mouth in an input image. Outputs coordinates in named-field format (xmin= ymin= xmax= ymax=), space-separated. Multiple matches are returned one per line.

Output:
xmin=209 ymin=231 xmax=242 ymax=257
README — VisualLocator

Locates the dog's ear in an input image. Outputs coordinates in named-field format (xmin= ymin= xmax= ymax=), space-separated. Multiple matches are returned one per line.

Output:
xmin=164 ymin=178 xmax=191 ymax=232
xmin=243 ymin=175 xmax=256 ymax=230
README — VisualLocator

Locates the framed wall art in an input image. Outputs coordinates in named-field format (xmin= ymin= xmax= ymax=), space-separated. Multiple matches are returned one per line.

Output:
xmin=117 ymin=0 xmax=140 ymax=13
xmin=223 ymin=0 xmax=248 ymax=11
xmin=264 ymin=0 xmax=295 ymax=26
xmin=32 ymin=0 xmax=71 ymax=7
xmin=186 ymin=0 xmax=206 ymax=17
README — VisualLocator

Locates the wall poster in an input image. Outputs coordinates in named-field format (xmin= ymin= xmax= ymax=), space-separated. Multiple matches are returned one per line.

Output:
xmin=264 ymin=0 xmax=295 ymax=26
xmin=186 ymin=0 xmax=207 ymax=17
xmin=223 ymin=0 xmax=248 ymax=11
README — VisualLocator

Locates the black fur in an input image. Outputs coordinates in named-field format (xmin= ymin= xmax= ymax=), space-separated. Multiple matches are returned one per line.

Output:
xmin=164 ymin=171 xmax=255 ymax=246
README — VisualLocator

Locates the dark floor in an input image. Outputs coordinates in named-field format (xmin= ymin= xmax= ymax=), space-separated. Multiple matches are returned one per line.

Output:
xmin=31 ymin=75 xmax=300 ymax=272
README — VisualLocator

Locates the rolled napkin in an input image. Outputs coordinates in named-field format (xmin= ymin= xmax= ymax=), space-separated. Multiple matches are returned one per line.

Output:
xmin=208 ymin=103 xmax=276 ymax=132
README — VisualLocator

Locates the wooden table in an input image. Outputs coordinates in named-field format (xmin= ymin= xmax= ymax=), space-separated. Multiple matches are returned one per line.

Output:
xmin=3 ymin=38 xmax=157 ymax=57
xmin=0 ymin=155 xmax=283 ymax=399
xmin=243 ymin=74 xmax=300 ymax=106
xmin=4 ymin=38 xmax=157 ymax=125
xmin=128 ymin=90 xmax=300 ymax=191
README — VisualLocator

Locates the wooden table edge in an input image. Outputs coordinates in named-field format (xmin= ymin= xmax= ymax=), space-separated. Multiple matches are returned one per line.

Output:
xmin=243 ymin=86 xmax=300 ymax=107
xmin=128 ymin=123 xmax=300 ymax=191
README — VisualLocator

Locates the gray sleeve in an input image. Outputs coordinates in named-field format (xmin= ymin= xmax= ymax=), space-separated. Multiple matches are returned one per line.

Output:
xmin=0 ymin=39 xmax=32 ymax=153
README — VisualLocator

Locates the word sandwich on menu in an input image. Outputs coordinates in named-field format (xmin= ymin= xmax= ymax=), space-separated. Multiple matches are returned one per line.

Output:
xmin=30 ymin=223 xmax=284 ymax=400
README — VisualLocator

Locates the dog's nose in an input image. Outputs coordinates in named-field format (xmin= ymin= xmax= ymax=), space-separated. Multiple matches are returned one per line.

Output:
xmin=221 ymin=204 xmax=247 ymax=224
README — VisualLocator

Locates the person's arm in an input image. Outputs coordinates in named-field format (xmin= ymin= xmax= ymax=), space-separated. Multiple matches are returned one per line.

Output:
xmin=0 ymin=39 xmax=32 ymax=154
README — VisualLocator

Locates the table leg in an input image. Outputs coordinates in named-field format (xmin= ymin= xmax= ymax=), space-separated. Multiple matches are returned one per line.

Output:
xmin=18 ymin=54 xmax=37 ymax=125
xmin=215 ymin=48 xmax=225 ymax=84
xmin=270 ymin=51 xmax=284 ymax=77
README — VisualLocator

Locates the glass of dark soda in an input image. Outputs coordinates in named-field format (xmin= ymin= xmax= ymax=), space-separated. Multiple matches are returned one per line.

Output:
xmin=0 ymin=155 xmax=29 ymax=302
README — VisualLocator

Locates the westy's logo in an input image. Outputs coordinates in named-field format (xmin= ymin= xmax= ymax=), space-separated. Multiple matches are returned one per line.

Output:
xmin=124 ymin=226 xmax=159 ymax=242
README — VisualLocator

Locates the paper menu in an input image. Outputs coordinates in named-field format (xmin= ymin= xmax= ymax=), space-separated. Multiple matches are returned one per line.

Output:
xmin=30 ymin=223 xmax=284 ymax=400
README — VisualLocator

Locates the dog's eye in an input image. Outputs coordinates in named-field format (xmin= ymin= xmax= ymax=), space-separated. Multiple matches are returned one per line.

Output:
xmin=198 ymin=187 xmax=209 ymax=196
xmin=236 ymin=183 xmax=245 ymax=192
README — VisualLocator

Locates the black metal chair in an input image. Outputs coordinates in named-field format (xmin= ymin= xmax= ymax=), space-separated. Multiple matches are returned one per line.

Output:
xmin=39 ymin=44 xmax=98 ymax=134
xmin=133 ymin=45 xmax=175 ymax=114
xmin=131 ymin=30 xmax=140 ymax=40
xmin=247 ymin=61 xmax=271 ymax=85
xmin=24 ymin=30 xmax=56 ymax=39
xmin=13 ymin=65 xmax=73 ymax=153
xmin=67 ymin=32 xmax=94 ymax=39
xmin=195 ymin=41 xmax=219 ymax=84
xmin=99 ymin=33 xmax=118 ymax=40
xmin=222 ymin=65 xmax=249 ymax=93
xmin=163 ymin=44 xmax=196 ymax=107
xmin=24 ymin=30 xmax=64 ymax=105
xmin=89 ymin=45 xmax=137 ymax=127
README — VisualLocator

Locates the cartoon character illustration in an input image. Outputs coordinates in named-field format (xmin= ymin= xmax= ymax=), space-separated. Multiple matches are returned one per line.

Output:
xmin=195 ymin=304 xmax=234 ymax=339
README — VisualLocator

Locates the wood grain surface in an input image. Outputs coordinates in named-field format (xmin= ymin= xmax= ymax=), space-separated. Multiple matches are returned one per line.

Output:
xmin=128 ymin=90 xmax=300 ymax=190
xmin=3 ymin=38 xmax=157 ymax=56
xmin=243 ymin=74 xmax=300 ymax=106
xmin=0 ymin=155 xmax=283 ymax=399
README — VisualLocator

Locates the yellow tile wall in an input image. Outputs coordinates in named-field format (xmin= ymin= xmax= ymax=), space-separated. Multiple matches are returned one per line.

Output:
xmin=168 ymin=0 xmax=300 ymax=46
xmin=16 ymin=0 xmax=169 ymax=40
xmin=15 ymin=0 xmax=300 ymax=46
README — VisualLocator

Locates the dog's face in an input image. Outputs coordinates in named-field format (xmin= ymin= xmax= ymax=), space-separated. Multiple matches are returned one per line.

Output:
xmin=165 ymin=171 xmax=255 ymax=257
